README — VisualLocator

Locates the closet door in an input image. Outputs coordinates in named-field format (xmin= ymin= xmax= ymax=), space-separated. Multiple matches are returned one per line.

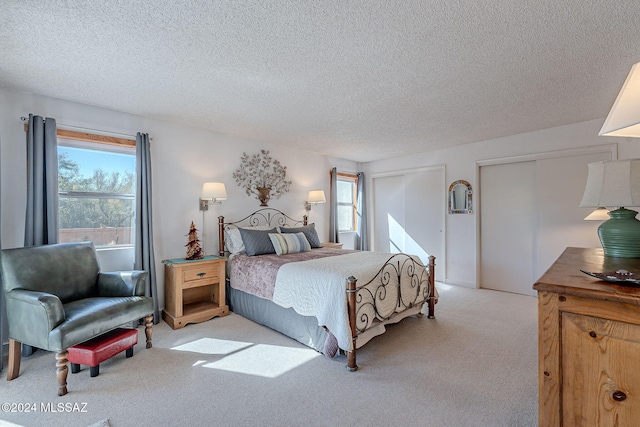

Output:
xmin=373 ymin=175 xmax=405 ymax=253
xmin=405 ymin=169 xmax=444 ymax=276
xmin=535 ymin=153 xmax=608 ymax=279
xmin=480 ymin=151 xmax=610 ymax=296
xmin=480 ymin=161 xmax=536 ymax=295
xmin=372 ymin=169 xmax=444 ymax=281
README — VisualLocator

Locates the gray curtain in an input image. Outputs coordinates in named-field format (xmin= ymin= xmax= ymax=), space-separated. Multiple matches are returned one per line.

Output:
xmin=355 ymin=172 xmax=369 ymax=250
xmin=25 ymin=114 xmax=59 ymax=246
xmin=329 ymin=167 xmax=340 ymax=243
xmin=0 ymin=130 xmax=2 ymax=370
xmin=22 ymin=114 xmax=58 ymax=357
xmin=134 ymin=132 xmax=159 ymax=324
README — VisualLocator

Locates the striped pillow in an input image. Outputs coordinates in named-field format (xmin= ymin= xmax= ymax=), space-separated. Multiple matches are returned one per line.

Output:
xmin=268 ymin=232 xmax=311 ymax=256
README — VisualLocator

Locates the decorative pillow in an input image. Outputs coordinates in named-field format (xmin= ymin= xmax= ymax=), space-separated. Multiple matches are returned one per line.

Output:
xmin=280 ymin=223 xmax=322 ymax=248
xmin=225 ymin=228 xmax=245 ymax=254
xmin=269 ymin=232 xmax=311 ymax=256
xmin=225 ymin=225 xmax=280 ymax=254
xmin=238 ymin=227 xmax=278 ymax=256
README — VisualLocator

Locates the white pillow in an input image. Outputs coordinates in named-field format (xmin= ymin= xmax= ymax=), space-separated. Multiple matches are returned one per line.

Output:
xmin=225 ymin=228 xmax=245 ymax=254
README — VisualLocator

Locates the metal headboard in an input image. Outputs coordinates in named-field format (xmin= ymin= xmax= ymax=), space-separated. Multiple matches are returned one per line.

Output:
xmin=218 ymin=208 xmax=308 ymax=256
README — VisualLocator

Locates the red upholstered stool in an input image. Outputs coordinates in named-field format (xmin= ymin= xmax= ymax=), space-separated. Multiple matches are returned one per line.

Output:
xmin=68 ymin=328 xmax=138 ymax=377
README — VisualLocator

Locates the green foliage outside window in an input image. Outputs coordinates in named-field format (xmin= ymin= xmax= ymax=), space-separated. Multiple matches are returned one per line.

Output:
xmin=57 ymin=145 xmax=135 ymax=246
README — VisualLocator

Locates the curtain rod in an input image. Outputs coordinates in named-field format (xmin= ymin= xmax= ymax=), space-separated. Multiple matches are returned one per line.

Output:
xmin=20 ymin=116 xmax=153 ymax=141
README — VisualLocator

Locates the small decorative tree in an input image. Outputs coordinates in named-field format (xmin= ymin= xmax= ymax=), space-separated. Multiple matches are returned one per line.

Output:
xmin=185 ymin=221 xmax=204 ymax=260
xmin=232 ymin=149 xmax=292 ymax=206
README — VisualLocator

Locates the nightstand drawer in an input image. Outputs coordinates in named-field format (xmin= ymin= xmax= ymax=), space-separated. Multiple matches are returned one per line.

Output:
xmin=183 ymin=265 xmax=219 ymax=283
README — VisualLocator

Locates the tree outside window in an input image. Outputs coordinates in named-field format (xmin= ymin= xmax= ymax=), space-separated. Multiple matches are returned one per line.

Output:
xmin=58 ymin=139 xmax=135 ymax=247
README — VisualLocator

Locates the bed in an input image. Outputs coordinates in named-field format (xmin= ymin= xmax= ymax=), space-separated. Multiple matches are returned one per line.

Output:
xmin=218 ymin=208 xmax=437 ymax=370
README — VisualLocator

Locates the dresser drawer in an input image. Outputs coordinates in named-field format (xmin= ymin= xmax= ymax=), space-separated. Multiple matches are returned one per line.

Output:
xmin=182 ymin=265 xmax=219 ymax=283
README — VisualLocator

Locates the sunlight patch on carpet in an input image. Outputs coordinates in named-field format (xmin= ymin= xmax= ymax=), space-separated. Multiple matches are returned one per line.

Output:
xmin=171 ymin=337 xmax=252 ymax=355
xmin=202 ymin=343 xmax=321 ymax=378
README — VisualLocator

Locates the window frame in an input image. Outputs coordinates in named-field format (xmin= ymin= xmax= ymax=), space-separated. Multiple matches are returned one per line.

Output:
xmin=336 ymin=172 xmax=358 ymax=232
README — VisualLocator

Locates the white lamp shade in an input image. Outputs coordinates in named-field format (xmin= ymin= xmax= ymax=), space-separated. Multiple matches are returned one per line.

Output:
xmin=580 ymin=160 xmax=640 ymax=208
xmin=307 ymin=190 xmax=326 ymax=204
xmin=584 ymin=207 xmax=610 ymax=221
xmin=599 ymin=62 xmax=640 ymax=137
xmin=201 ymin=182 xmax=227 ymax=200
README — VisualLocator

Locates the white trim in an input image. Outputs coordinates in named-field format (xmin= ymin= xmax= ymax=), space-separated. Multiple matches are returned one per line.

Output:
xmin=476 ymin=144 xmax=618 ymax=167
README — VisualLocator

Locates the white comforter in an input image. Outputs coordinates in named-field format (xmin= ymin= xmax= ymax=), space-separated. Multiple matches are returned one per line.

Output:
xmin=272 ymin=251 xmax=424 ymax=351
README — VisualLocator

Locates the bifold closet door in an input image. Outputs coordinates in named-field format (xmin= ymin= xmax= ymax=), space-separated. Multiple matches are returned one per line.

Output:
xmin=480 ymin=161 xmax=536 ymax=295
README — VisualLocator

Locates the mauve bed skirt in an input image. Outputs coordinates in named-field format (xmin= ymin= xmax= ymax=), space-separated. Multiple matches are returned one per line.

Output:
xmin=227 ymin=281 xmax=332 ymax=355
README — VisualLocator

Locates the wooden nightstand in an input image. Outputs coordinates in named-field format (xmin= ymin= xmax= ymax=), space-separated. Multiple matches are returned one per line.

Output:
xmin=321 ymin=242 xmax=343 ymax=249
xmin=162 ymin=255 xmax=228 ymax=329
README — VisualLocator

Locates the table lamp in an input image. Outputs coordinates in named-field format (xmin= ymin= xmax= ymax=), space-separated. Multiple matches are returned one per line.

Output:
xmin=580 ymin=160 xmax=640 ymax=257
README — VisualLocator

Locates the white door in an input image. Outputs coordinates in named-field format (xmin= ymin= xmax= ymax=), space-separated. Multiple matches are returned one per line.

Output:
xmin=480 ymin=161 xmax=536 ymax=295
xmin=534 ymin=153 xmax=609 ymax=279
xmin=480 ymin=151 xmax=610 ymax=296
xmin=373 ymin=168 xmax=445 ymax=282
xmin=373 ymin=174 xmax=405 ymax=253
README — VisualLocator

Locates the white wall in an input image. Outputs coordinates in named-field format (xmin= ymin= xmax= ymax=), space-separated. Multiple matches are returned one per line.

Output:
xmin=0 ymin=88 xmax=356 ymax=309
xmin=363 ymin=119 xmax=640 ymax=288
xmin=6 ymin=86 xmax=640 ymax=296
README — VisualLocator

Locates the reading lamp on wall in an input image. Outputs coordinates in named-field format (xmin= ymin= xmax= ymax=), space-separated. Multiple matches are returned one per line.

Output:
xmin=199 ymin=182 xmax=227 ymax=255
xmin=199 ymin=182 xmax=227 ymax=210
xmin=305 ymin=190 xmax=326 ymax=212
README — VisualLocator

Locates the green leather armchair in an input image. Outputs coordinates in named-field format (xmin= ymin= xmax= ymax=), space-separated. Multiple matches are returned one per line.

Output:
xmin=0 ymin=241 xmax=154 ymax=396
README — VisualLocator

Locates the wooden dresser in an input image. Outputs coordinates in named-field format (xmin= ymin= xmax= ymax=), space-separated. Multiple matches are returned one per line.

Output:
xmin=533 ymin=247 xmax=640 ymax=427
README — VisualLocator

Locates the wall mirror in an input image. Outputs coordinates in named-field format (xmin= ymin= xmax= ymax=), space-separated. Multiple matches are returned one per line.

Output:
xmin=448 ymin=180 xmax=472 ymax=214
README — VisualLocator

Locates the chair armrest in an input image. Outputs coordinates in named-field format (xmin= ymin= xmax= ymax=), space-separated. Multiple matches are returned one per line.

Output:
xmin=97 ymin=271 xmax=148 ymax=297
xmin=5 ymin=289 xmax=65 ymax=338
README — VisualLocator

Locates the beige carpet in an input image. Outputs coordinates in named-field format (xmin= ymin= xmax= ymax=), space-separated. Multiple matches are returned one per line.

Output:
xmin=0 ymin=284 xmax=538 ymax=427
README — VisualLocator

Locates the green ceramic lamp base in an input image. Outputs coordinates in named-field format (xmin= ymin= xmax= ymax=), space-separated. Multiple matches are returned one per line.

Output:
xmin=598 ymin=207 xmax=640 ymax=258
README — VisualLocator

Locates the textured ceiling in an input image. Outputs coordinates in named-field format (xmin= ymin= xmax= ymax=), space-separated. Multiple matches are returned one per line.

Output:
xmin=2 ymin=1 xmax=640 ymax=163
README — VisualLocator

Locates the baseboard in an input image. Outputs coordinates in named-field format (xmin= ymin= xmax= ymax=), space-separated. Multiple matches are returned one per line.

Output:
xmin=442 ymin=278 xmax=477 ymax=288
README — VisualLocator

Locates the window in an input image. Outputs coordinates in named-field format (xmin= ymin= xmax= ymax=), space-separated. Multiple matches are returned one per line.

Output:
xmin=58 ymin=137 xmax=136 ymax=248
xmin=337 ymin=173 xmax=358 ymax=232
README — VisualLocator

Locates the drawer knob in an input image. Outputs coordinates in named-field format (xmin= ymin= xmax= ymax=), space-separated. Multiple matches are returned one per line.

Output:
xmin=613 ymin=390 xmax=627 ymax=402
xmin=197 ymin=272 xmax=206 ymax=278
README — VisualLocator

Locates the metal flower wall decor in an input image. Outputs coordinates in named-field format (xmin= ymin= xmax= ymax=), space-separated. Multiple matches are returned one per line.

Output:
xmin=232 ymin=150 xmax=292 ymax=206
